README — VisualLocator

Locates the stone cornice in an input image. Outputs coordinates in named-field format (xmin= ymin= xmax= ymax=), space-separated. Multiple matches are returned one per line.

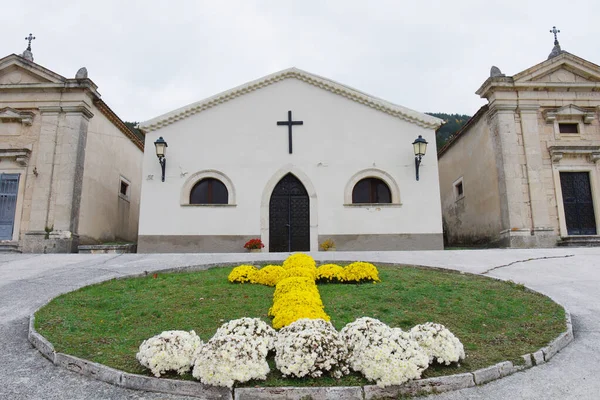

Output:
xmin=93 ymin=99 xmax=144 ymax=151
xmin=476 ymin=52 xmax=600 ymax=99
xmin=548 ymin=144 xmax=600 ymax=164
xmin=544 ymin=105 xmax=596 ymax=124
xmin=140 ymin=68 xmax=443 ymax=132
xmin=62 ymin=105 xmax=94 ymax=120
xmin=0 ymin=147 xmax=31 ymax=166
xmin=0 ymin=107 xmax=34 ymax=125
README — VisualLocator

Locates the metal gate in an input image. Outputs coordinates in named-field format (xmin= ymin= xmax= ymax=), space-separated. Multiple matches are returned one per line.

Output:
xmin=269 ymin=173 xmax=310 ymax=252
xmin=560 ymin=172 xmax=597 ymax=235
xmin=0 ymin=174 xmax=20 ymax=240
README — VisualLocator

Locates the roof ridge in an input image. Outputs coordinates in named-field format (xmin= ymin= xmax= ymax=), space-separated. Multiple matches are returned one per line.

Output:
xmin=140 ymin=68 xmax=442 ymax=132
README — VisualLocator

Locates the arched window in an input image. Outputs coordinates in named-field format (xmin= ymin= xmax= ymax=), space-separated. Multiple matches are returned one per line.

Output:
xmin=352 ymin=178 xmax=391 ymax=204
xmin=190 ymin=178 xmax=228 ymax=204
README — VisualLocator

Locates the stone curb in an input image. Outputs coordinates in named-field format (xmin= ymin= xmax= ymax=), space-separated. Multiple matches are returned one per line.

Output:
xmin=27 ymin=272 xmax=576 ymax=399
xmin=234 ymin=386 xmax=363 ymax=400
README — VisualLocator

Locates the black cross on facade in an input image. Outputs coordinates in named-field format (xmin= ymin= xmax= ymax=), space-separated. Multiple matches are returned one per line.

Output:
xmin=277 ymin=110 xmax=304 ymax=154
xmin=25 ymin=33 xmax=35 ymax=51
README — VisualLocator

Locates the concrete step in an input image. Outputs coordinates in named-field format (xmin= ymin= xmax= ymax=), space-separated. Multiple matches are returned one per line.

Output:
xmin=0 ymin=242 xmax=21 ymax=253
xmin=558 ymin=236 xmax=600 ymax=247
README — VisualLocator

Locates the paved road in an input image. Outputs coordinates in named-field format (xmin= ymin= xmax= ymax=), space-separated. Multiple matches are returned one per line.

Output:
xmin=1 ymin=249 xmax=599 ymax=399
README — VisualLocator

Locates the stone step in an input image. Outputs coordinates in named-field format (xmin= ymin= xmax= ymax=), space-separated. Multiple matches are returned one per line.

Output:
xmin=558 ymin=236 xmax=600 ymax=247
xmin=0 ymin=242 xmax=21 ymax=253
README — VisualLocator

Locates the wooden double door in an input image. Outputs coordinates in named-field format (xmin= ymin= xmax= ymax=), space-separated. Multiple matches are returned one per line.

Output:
xmin=269 ymin=173 xmax=310 ymax=252
xmin=560 ymin=172 xmax=597 ymax=235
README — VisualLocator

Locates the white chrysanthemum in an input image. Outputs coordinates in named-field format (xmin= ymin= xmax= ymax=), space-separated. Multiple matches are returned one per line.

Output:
xmin=409 ymin=322 xmax=465 ymax=365
xmin=275 ymin=318 xmax=349 ymax=379
xmin=339 ymin=317 xmax=390 ymax=354
xmin=340 ymin=319 xmax=429 ymax=387
xmin=278 ymin=318 xmax=336 ymax=336
xmin=192 ymin=335 xmax=270 ymax=388
xmin=136 ymin=330 xmax=203 ymax=377
xmin=213 ymin=317 xmax=277 ymax=351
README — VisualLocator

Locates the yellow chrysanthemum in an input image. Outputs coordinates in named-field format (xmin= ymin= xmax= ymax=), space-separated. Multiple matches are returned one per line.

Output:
xmin=316 ymin=264 xmax=344 ymax=282
xmin=282 ymin=253 xmax=317 ymax=273
xmin=252 ymin=265 xmax=286 ymax=286
xmin=227 ymin=265 xmax=258 ymax=283
xmin=270 ymin=276 xmax=330 ymax=329
xmin=283 ymin=266 xmax=317 ymax=280
xmin=339 ymin=262 xmax=380 ymax=283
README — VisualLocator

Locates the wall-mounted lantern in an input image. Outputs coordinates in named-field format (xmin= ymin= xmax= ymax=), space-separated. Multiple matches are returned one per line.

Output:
xmin=154 ymin=136 xmax=168 ymax=182
xmin=412 ymin=135 xmax=428 ymax=181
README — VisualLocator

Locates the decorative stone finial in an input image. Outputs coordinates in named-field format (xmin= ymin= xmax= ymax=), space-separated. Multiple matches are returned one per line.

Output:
xmin=21 ymin=33 xmax=35 ymax=62
xmin=75 ymin=67 xmax=88 ymax=79
xmin=490 ymin=66 xmax=505 ymax=77
xmin=548 ymin=26 xmax=563 ymax=59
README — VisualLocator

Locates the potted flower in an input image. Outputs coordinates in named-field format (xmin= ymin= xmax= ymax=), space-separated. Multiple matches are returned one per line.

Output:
xmin=244 ymin=238 xmax=264 ymax=253
xmin=319 ymin=239 xmax=336 ymax=251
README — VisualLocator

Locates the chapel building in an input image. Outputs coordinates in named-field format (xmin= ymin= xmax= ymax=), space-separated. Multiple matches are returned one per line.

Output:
xmin=138 ymin=68 xmax=444 ymax=253
xmin=0 ymin=42 xmax=144 ymax=253
xmin=438 ymin=35 xmax=600 ymax=248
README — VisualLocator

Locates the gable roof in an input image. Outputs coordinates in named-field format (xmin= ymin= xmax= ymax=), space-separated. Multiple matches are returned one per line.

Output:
xmin=140 ymin=67 xmax=442 ymax=132
xmin=0 ymin=53 xmax=144 ymax=151
xmin=476 ymin=52 xmax=600 ymax=98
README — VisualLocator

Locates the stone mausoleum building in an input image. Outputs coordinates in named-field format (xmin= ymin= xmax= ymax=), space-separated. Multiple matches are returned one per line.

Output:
xmin=138 ymin=68 xmax=444 ymax=253
xmin=0 ymin=40 xmax=143 ymax=253
xmin=439 ymin=32 xmax=600 ymax=247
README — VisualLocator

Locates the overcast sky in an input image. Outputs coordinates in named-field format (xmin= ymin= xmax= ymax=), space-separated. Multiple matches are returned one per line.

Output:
xmin=3 ymin=0 xmax=599 ymax=123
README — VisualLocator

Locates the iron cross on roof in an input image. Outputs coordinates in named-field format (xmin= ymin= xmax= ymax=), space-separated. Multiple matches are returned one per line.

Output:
xmin=549 ymin=26 xmax=560 ymax=45
xmin=277 ymin=110 xmax=304 ymax=154
xmin=25 ymin=33 xmax=35 ymax=51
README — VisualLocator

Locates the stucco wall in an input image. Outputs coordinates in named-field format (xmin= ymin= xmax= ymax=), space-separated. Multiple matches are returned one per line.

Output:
xmin=78 ymin=105 xmax=143 ymax=244
xmin=139 ymin=78 xmax=443 ymax=252
xmin=438 ymin=113 xmax=503 ymax=245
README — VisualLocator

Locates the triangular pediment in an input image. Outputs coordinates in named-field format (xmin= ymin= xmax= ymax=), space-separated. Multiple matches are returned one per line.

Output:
xmin=140 ymin=67 xmax=442 ymax=132
xmin=0 ymin=54 xmax=66 ymax=85
xmin=513 ymin=53 xmax=600 ymax=84
xmin=544 ymin=104 xmax=596 ymax=124
xmin=0 ymin=107 xmax=35 ymax=125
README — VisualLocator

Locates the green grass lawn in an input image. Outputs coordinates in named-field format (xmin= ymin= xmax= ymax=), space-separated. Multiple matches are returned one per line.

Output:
xmin=35 ymin=264 xmax=566 ymax=386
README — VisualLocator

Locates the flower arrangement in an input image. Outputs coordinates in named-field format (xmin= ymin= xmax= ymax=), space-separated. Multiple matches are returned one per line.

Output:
xmin=228 ymin=265 xmax=258 ymax=283
xmin=269 ymin=276 xmax=330 ymax=329
xmin=243 ymin=238 xmax=264 ymax=250
xmin=213 ymin=317 xmax=277 ymax=351
xmin=192 ymin=334 xmax=270 ymax=388
xmin=275 ymin=318 xmax=349 ymax=379
xmin=340 ymin=318 xmax=429 ymax=387
xmin=409 ymin=322 xmax=465 ymax=365
xmin=252 ymin=265 xmax=286 ymax=286
xmin=319 ymin=239 xmax=336 ymax=251
xmin=339 ymin=262 xmax=380 ymax=283
xmin=282 ymin=253 xmax=317 ymax=272
xmin=136 ymin=330 xmax=203 ymax=377
xmin=316 ymin=264 xmax=345 ymax=282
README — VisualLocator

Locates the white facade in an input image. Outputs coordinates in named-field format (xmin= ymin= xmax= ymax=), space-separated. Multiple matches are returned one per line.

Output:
xmin=138 ymin=69 xmax=443 ymax=252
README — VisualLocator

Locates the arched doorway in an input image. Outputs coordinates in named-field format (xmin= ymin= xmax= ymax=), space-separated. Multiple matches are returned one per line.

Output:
xmin=269 ymin=173 xmax=310 ymax=252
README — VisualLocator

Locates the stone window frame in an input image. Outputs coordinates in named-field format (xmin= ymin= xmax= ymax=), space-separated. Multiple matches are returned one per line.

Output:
xmin=453 ymin=176 xmax=465 ymax=201
xmin=180 ymin=170 xmax=236 ymax=207
xmin=545 ymin=105 xmax=595 ymax=140
xmin=554 ymin=119 xmax=584 ymax=140
xmin=344 ymin=168 xmax=401 ymax=207
xmin=119 ymin=176 xmax=131 ymax=201
xmin=552 ymin=165 xmax=600 ymax=238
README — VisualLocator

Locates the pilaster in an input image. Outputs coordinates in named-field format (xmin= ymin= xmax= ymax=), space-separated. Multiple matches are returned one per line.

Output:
xmin=518 ymin=105 xmax=554 ymax=237
xmin=22 ymin=105 xmax=92 ymax=253
xmin=488 ymin=104 xmax=531 ymax=233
